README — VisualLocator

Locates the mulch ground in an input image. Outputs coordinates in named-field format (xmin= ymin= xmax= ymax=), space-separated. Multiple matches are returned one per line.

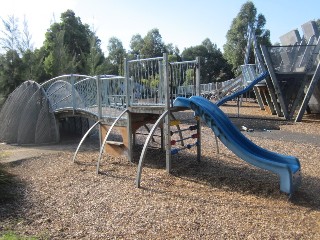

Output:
xmin=0 ymin=101 xmax=320 ymax=239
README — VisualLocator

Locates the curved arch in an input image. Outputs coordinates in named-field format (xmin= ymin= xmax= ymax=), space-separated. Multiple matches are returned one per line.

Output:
xmin=96 ymin=109 xmax=129 ymax=174
xmin=135 ymin=110 xmax=169 ymax=188
xmin=73 ymin=120 xmax=102 ymax=163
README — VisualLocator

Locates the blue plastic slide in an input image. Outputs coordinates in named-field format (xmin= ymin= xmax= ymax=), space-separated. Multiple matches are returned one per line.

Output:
xmin=173 ymin=96 xmax=301 ymax=195
xmin=216 ymin=71 xmax=269 ymax=107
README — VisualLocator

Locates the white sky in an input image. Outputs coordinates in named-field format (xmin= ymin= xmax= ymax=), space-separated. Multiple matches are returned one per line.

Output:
xmin=1 ymin=0 xmax=320 ymax=54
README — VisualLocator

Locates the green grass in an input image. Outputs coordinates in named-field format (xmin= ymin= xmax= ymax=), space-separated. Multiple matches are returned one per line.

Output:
xmin=0 ymin=232 xmax=37 ymax=240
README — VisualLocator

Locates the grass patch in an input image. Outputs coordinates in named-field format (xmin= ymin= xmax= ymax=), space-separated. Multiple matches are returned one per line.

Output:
xmin=0 ymin=231 xmax=37 ymax=240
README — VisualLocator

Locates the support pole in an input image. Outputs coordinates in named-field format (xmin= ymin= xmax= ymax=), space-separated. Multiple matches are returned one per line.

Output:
xmin=163 ymin=53 xmax=171 ymax=173
xmin=124 ymin=58 xmax=133 ymax=163
xmin=195 ymin=57 xmax=201 ymax=162
xmin=296 ymin=61 xmax=320 ymax=122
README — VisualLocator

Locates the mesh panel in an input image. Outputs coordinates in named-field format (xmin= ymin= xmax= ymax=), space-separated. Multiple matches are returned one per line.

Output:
xmin=35 ymin=93 xmax=59 ymax=144
xmin=0 ymin=81 xmax=40 ymax=143
xmin=46 ymin=80 xmax=85 ymax=111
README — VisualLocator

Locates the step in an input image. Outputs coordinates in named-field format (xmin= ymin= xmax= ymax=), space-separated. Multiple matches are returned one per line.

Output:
xmin=106 ymin=140 xmax=124 ymax=146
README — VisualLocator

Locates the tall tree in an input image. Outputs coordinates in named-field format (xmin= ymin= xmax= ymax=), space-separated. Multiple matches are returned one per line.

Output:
xmin=107 ymin=37 xmax=126 ymax=75
xmin=182 ymin=39 xmax=232 ymax=83
xmin=0 ymin=50 xmax=23 ymax=98
xmin=141 ymin=28 xmax=166 ymax=58
xmin=223 ymin=1 xmax=271 ymax=74
xmin=43 ymin=10 xmax=92 ymax=75
xmin=86 ymin=33 xmax=105 ymax=75
xmin=129 ymin=34 xmax=144 ymax=59
xmin=166 ymin=43 xmax=181 ymax=62
xmin=19 ymin=16 xmax=34 ymax=53
xmin=0 ymin=15 xmax=20 ymax=53
xmin=44 ymin=30 xmax=77 ymax=76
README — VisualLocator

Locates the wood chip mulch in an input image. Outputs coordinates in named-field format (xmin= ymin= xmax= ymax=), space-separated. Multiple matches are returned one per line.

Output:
xmin=0 ymin=101 xmax=320 ymax=239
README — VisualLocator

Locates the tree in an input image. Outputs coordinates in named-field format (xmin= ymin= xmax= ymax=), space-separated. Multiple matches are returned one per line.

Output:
xmin=86 ymin=33 xmax=105 ymax=75
xmin=107 ymin=37 xmax=126 ymax=75
xmin=19 ymin=16 xmax=34 ymax=54
xmin=0 ymin=15 xmax=20 ymax=53
xmin=43 ymin=10 xmax=92 ymax=75
xmin=129 ymin=34 xmax=144 ymax=58
xmin=44 ymin=30 xmax=78 ymax=76
xmin=0 ymin=50 xmax=24 ymax=98
xmin=141 ymin=28 xmax=166 ymax=58
xmin=223 ymin=1 xmax=271 ymax=74
xmin=166 ymin=43 xmax=181 ymax=62
xmin=182 ymin=39 xmax=232 ymax=83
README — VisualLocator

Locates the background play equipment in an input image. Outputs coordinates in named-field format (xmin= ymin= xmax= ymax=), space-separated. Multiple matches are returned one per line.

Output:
xmin=173 ymin=96 xmax=301 ymax=195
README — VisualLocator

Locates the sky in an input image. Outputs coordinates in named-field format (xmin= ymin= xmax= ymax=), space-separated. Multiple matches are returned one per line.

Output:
xmin=0 ymin=0 xmax=320 ymax=54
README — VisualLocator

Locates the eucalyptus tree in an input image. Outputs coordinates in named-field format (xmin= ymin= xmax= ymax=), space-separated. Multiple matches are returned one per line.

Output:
xmin=0 ymin=15 xmax=25 ymax=99
xmin=43 ymin=10 xmax=93 ymax=76
xmin=129 ymin=34 xmax=144 ymax=59
xmin=140 ymin=28 xmax=166 ymax=58
xmin=182 ymin=39 xmax=232 ymax=84
xmin=166 ymin=43 xmax=181 ymax=62
xmin=0 ymin=50 xmax=23 ymax=97
xmin=106 ymin=37 xmax=126 ymax=75
xmin=223 ymin=1 xmax=271 ymax=74
xmin=86 ymin=34 xmax=105 ymax=75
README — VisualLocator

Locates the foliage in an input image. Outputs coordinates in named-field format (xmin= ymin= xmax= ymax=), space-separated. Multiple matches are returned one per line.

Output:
xmin=107 ymin=37 xmax=126 ymax=75
xmin=140 ymin=28 xmax=166 ymax=58
xmin=223 ymin=1 xmax=271 ymax=74
xmin=0 ymin=8 xmax=259 ymax=102
xmin=129 ymin=34 xmax=144 ymax=58
xmin=43 ymin=10 xmax=96 ymax=76
xmin=182 ymin=38 xmax=233 ymax=83
xmin=0 ymin=15 xmax=20 ymax=53
xmin=0 ymin=50 xmax=24 ymax=98
xmin=86 ymin=34 xmax=105 ymax=76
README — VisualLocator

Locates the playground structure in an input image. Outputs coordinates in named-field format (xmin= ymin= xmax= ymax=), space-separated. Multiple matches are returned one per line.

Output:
xmin=0 ymin=48 xmax=303 ymax=195
xmin=5 ymin=21 xmax=320 ymax=195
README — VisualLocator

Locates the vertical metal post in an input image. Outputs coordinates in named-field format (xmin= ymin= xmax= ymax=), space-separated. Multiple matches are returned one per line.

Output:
xmin=96 ymin=76 xmax=102 ymax=119
xmin=163 ymin=53 xmax=171 ymax=173
xmin=196 ymin=57 xmax=201 ymax=96
xmin=124 ymin=58 xmax=133 ymax=162
xmin=71 ymin=74 xmax=75 ymax=115
xmin=195 ymin=57 xmax=201 ymax=162
xmin=96 ymin=76 xmax=102 ymax=146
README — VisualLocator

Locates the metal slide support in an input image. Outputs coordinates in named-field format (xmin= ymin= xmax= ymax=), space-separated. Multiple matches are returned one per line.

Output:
xmin=261 ymin=45 xmax=288 ymax=118
xmin=96 ymin=109 xmax=129 ymax=174
xmin=296 ymin=61 xmax=320 ymax=122
xmin=73 ymin=120 xmax=101 ymax=163
xmin=136 ymin=110 xmax=169 ymax=188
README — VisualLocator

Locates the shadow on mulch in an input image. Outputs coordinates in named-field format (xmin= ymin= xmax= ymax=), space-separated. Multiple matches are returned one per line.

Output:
xmin=134 ymin=146 xmax=320 ymax=210
xmin=0 ymin=163 xmax=27 ymax=222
